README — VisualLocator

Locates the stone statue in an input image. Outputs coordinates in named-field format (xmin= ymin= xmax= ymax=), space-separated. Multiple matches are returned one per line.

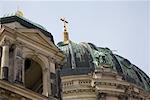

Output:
xmin=93 ymin=49 xmax=113 ymax=68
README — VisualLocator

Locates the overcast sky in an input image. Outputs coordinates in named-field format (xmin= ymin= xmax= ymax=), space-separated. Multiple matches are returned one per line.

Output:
xmin=0 ymin=0 xmax=149 ymax=76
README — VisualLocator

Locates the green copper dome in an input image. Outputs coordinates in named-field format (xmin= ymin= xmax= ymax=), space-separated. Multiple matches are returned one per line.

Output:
xmin=57 ymin=41 xmax=94 ymax=69
xmin=57 ymin=41 xmax=150 ymax=92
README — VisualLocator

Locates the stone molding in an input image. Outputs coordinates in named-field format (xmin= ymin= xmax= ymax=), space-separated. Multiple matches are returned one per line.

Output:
xmin=62 ymin=74 xmax=150 ymax=99
xmin=0 ymin=80 xmax=55 ymax=100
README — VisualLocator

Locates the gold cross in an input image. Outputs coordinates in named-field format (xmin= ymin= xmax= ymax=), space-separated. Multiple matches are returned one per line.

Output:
xmin=60 ymin=17 xmax=68 ymax=32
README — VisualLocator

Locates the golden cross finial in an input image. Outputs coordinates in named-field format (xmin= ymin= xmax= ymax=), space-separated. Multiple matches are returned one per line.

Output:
xmin=60 ymin=17 xmax=68 ymax=32
xmin=60 ymin=17 xmax=69 ymax=44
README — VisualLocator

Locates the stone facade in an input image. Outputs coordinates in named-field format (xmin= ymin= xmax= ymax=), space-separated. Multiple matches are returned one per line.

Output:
xmin=61 ymin=67 xmax=150 ymax=100
xmin=0 ymin=16 xmax=64 ymax=100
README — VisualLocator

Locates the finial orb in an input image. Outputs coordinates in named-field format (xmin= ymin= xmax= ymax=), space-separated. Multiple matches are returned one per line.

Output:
xmin=15 ymin=10 xmax=23 ymax=17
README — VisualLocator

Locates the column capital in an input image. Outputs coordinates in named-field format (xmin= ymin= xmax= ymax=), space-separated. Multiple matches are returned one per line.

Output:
xmin=1 ymin=38 xmax=10 ymax=46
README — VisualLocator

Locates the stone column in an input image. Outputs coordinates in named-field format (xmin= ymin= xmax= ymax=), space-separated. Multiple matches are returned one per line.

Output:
xmin=14 ymin=42 xmax=24 ymax=84
xmin=0 ymin=39 xmax=10 ymax=80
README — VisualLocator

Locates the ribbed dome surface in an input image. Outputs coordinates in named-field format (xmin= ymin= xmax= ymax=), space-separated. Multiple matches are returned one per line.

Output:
xmin=58 ymin=41 xmax=93 ymax=68
xmin=57 ymin=41 xmax=150 ymax=92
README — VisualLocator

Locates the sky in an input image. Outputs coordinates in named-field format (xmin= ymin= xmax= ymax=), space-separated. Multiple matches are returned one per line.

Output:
xmin=0 ymin=0 xmax=149 ymax=76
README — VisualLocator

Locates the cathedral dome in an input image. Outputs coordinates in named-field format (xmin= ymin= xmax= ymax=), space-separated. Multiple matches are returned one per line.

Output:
xmin=57 ymin=41 xmax=150 ymax=92
xmin=57 ymin=41 xmax=94 ymax=75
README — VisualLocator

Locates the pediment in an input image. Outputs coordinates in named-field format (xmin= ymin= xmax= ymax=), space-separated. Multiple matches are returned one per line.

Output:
xmin=17 ymin=29 xmax=55 ymax=49
xmin=0 ymin=26 xmax=56 ymax=51
xmin=23 ymin=32 xmax=50 ymax=46
xmin=0 ymin=22 xmax=64 ymax=63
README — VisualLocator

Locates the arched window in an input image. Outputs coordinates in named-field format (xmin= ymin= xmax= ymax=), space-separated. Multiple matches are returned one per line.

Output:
xmin=24 ymin=58 xmax=43 ymax=94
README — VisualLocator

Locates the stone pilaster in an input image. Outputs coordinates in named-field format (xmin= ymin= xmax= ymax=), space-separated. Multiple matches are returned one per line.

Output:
xmin=14 ymin=42 xmax=24 ymax=84
xmin=0 ymin=39 xmax=10 ymax=80
xmin=48 ymin=56 xmax=58 ymax=97
xmin=42 ymin=67 xmax=50 ymax=97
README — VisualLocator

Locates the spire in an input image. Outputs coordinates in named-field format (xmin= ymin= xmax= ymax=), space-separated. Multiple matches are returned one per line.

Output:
xmin=15 ymin=6 xmax=23 ymax=17
xmin=60 ymin=17 xmax=69 ymax=44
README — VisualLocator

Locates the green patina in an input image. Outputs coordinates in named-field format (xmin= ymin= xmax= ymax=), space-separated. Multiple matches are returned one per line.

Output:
xmin=58 ymin=41 xmax=150 ymax=92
